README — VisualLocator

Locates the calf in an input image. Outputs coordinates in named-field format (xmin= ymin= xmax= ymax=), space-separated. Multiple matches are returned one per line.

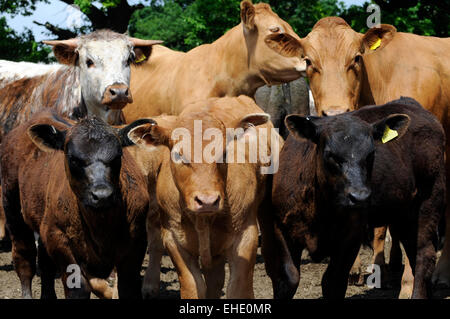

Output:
xmin=128 ymin=95 xmax=283 ymax=298
xmin=0 ymin=110 xmax=152 ymax=298
xmin=265 ymin=97 xmax=445 ymax=298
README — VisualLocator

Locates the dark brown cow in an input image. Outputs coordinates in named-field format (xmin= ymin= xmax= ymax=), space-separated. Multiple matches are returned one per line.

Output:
xmin=286 ymin=17 xmax=450 ymax=296
xmin=0 ymin=110 xmax=153 ymax=298
xmin=265 ymin=97 xmax=445 ymax=299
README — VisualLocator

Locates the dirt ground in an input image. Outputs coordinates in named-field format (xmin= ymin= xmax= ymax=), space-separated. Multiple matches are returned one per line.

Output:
xmin=1 ymin=237 xmax=449 ymax=299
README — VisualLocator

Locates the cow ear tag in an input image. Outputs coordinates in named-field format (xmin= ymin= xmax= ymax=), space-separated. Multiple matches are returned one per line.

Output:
xmin=381 ymin=125 xmax=398 ymax=143
xmin=370 ymin=37 xmax=381 ymax=50
xmin=135 ymin=54 xmax=147 ymax=63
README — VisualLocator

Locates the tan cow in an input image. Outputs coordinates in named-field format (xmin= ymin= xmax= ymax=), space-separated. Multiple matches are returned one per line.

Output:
xmin=287 ymin=17 xmax=450 ymax=298
xmin=123 ymin=0 xmax=305 ymax=122
xmin=127 ymin=95 xmax=282 ymax=298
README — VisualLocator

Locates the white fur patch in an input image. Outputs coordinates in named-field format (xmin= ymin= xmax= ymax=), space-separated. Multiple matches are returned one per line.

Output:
xmin=0 ymin=60 xmax=62 ymax=88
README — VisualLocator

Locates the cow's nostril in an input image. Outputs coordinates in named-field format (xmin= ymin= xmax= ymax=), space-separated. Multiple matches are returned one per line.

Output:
xmin=125 ymin=89 xmax=129 ymax=96
xmin=213 ymin=196 xmax=220 ymax=207
xmin=322 ymin=111 xmax=328 ymax=117
xmin=194 ymin=196 xmax=203 ymax=206
xmin=92 ymin=193 xmax=99 ymax=201
xmin=110 ymin=88 xmax=116 ymax=96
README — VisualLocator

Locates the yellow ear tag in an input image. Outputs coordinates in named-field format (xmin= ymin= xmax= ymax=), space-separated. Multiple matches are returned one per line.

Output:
xmin=381 ymin=125 xmax=398 ymax=144
xmin=135 ymin=54 xmax=146 ymax=63
xmin=370 ymin=37 xmax=382 ymax=50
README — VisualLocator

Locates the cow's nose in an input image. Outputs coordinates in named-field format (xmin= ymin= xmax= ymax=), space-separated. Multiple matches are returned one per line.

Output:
xmin=348 ymin=188 xmax=371 ymax=204
xmin=322 ymin=108 xmax=350 ymax=117
xmin=102 ymin=83 xmax=133 ymax=109
xmin=90 ymin=185 xmax=113 ymax=203
xmin=193 ymin=192 xmax=222 ymax=212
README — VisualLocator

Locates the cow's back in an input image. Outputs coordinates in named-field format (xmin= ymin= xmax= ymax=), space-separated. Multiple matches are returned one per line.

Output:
xmin=362 ymin=33 xmax=450 ymax=123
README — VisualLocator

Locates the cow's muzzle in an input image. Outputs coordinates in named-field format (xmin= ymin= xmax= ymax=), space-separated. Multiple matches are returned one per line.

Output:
xmin=190 ymin=191 xmax=223 ymax=214
xmin=102 ymin=83 xmax=133 ymax=109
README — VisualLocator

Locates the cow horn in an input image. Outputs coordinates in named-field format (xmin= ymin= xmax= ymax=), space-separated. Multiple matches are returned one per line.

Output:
xmin=42 ymin=39 xmax=79 ymax=48
xmin=129 ymin=38 xmax=164 ymax=46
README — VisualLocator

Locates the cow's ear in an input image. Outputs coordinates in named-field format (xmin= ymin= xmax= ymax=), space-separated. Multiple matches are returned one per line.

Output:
xmin=285 ymin=115 xmax=322 ymax=143
xmin=241 ymin=0 xmax=256 ymax=31
xmin=28 ymin=124 xmax=67 ymax=152
xmin=117 ymin=118 xmax=158 ymax=147
xmin=129 ymin=38 xmax=164 ymax=65
xmin=372 ymin=114 xmax=410 ymax=143
xmin=127 ymin=120 xmax=171 ymax=149
xmin=361 ymin=24 xmax=397 ymax=54
xmin=42 ymin=39 xmax=79 ymax=65
xmin=265 ymin=33 xmax=304 ymax=58
xmin=235 ymin=113 xmax=270 ymax=130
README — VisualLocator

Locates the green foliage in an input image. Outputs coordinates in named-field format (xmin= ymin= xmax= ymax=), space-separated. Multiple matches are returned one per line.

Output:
xmin=0 ymin=17 xmax=52 ymax=62
xmin=1 ymin=0 xmax=448 ymax=62
xmin=0 ymin=0 xmax=48 ymax=16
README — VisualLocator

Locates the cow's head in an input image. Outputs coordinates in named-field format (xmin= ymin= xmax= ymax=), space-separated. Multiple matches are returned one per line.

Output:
xmin=290 ymin=17 xmax=396 ymax=116
xmin=128 ymin=110 xmax=269 ymax=215
xmin=285 ymin=112 xmax=409 ymax=208
xmin=43 ymin=30 xmax=162 ymax=122
xmin=240 ymin=0 xmax=306 ymax=85
xmin=27 ymin=112 xmax=154 ymax=209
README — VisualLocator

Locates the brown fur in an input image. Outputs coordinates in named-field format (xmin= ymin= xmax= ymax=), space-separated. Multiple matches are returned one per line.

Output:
xmin=0 ymin=111 xmax=150 ymax=299
xmin=123 ymin=1 xmax=305 ymax=121
xmin=129 ymin=96 xmax=283 ymax=298
xmin=267 ymin=98 xmax=445 ymax=299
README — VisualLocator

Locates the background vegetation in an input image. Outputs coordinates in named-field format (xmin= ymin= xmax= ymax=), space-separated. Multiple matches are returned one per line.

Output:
xmin=0 ymin=0 xmax=448 ymax=62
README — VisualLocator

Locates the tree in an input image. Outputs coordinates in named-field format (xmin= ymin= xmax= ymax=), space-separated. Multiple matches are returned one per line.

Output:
xmin=0 ymin=17 xmax=52 ymax=62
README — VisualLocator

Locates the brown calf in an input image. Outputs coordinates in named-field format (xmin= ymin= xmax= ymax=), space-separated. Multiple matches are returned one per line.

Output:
xmin=128 ymin=96 xmax=282 ymax=298
xmin=0 ymin=110 xmax=152 ymax=298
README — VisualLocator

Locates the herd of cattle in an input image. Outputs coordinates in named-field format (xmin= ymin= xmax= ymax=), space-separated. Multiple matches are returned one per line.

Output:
xmin=0 ymin=1 xmax=449 ymax=299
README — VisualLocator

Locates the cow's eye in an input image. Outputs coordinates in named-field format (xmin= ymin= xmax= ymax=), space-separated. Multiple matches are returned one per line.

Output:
xmin=86 ymin=59 xmax=94 ymax=68
xmin=304 ymin=57 xmax=312 ymax=67
xmin=270 ymin=26 xmax=280 ymax=33
xmin=354 ymin=54 xmax=362 ymax=64
xmin=69 ymin=156 xmax=85 ymax=168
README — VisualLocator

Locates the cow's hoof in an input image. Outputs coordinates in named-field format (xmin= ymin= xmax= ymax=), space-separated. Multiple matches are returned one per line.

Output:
xmin=432 ymin=259 xmax=450 ymax=288
xmin=348 ymin=272 xmax=365 ymax=286
xmin=142 ymin=286 xmax=160 ymax=299
xmin=398 ymin=284 xmax=413 ymax=299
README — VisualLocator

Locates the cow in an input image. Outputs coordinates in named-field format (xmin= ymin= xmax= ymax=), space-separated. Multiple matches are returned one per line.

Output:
xmin=123 ymin=0 xmax=306 ymax=122
xmin=0 ymin=30 xmax=162 ymax=245
xmin=0 ymin=110 xmax=153 ymax=299
xmin=283 ymin=16 xmax=450 ymax=297
xmin=264 ymin=97 xmax=445 ymax=299
xmin=0 ymin=30 xmax=162 ymax=135
xmin=127 ymin=95 xmax=283 ymax=298
xmin=254 ymin=78 xmax=313 ymax=139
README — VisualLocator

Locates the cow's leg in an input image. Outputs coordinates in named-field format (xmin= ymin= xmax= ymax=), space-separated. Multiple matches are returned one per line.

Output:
xmin=349 ymin=254 xmax=364 ymax=286
xmin=226 ymin=222 xmax=258 ymax=299
xmin=11 ymin=230 xmax=36 ymax=299
xmin=203 ymin=255 xmax=226 ymax=298
xmin=0 ymin=195 xmax=6 ymax=241
xmin=432 ymin=143 xmax=450 ymax=287
xmin=322 ymin=217 xmax=363 ymax=299
xmin=3 ymin=190 xmax=36 ymax=299
xmin=116 ymin=239 xmax=147 ymax=299
xmin=398 ymin=255 xmax=414 ymax=299
xmin=142 ymin=216 xmax=163 ymax=299
xmin=37 ymin=239 xmax=57 ymax=299
xmin=164 ymin=230 xmax=206 ymax=298
xmin=61 ymin=272 xmax=91 ymax=299
xmin=88 ymin=278 xmax=113 ymax=299
xmin=258 ymin=194 xmax=300 ymax=299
